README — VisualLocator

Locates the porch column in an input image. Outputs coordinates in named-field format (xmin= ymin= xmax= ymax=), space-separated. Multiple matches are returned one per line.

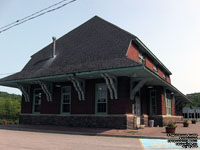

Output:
xmin=130 ymin=77 xmax=152 ymax=100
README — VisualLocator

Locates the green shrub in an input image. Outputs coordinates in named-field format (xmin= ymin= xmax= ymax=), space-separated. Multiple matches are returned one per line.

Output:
xmin=7 ymin=120 xmax=15 ymax=124
xmin=166 ymin=122 xmax=177 ymax=128
xmin=14 ymin=119 xmax=19 ymax=124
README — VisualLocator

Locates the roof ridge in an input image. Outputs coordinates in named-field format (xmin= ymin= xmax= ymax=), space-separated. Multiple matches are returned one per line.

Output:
xmin=31 ymin=16 xmax=136 ymax=58
xmin=93 ymin=16 xmax=137 ymax=38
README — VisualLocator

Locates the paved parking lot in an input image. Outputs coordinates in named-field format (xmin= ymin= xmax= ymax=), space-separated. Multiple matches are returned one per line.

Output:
xmin=0 ymin=129 xmax=143 ymax=150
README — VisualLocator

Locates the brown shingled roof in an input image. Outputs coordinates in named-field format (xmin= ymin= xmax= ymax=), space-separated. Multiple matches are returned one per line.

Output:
xmin=0 ymin=16 xmax=141 ymax=82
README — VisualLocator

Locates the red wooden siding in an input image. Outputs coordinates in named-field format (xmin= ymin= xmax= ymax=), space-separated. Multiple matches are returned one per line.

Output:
xmin=171 ymin=98 xmax=175 ymax=115
xmin=108 ymin=77 xmax=134 ymax=114
xmin=126 ymin=42 xmax=139 ymax=62
xmin=126 ymin=41 xmax=171 ymax=84
xmin=140 ymin=86 xmax=149 ymax=115
xmin=166 ymin=75 xmax=171 ymax=83
xmin=158 ymin=68 xmax=164 ymax=78
xmin=161 ymin=92 xmax=166 ymax=115
xmin=21 ymin=78 xmax=175 ymax=116
xmin=145 ymin=57 xmax=154 ymax=71
xmin=21 ymin=95 xmax=32 ymax=113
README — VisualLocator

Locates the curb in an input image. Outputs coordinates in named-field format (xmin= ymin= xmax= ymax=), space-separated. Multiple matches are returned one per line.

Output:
xmin=0 ymin=126 xmax=168 ymax=139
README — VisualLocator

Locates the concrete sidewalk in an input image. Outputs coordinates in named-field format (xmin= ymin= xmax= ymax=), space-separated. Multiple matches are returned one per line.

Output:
xmin=0 ymin=122 xmax=199 ymax=139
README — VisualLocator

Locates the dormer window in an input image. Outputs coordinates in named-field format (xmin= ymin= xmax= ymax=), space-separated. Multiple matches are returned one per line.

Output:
xmin=153 ymin=65 xmax=158 ymax=73
xmin=163 ymin=74 xmax=166 ymax=80
xmin=138 ymin=52 xmax=145 ymax=64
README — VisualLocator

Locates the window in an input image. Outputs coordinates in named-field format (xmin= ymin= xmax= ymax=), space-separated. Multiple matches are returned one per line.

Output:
xmin=61 ymin=86 xmax=71 ymax=113
xmin=163 ymin=74 xmax=166 ymax=80
xmin=96 ymin=84 xmax=107 ymax=114
xmin=138 ymin=52 xmax=145 ymax=64
xmin=153 ymin=65 xmax=158 ymax=74
xmin=150 ymin=90 xmax=157 ymax=116
xmin=166 ymin=92 xmax=171 ymax=115
xmin=33 ymin=89 xmax=42 ymax=113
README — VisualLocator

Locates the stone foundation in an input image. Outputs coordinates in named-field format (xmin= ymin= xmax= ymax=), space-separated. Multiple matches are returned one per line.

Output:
xmin=162 ymin=115 xmax=183 ymax=125
xmin=141 ymin=114 xmax=148 ymax=127
xmin=149 ymin=115 xmax=183 ymax=127
xmin=20 ymin=114 xmax=182 ymax=128
xmin=20 ymin=114 xmax=137 ymax=129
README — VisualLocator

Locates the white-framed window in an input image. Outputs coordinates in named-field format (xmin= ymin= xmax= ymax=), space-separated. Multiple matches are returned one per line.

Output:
xmin=153 ymin=65 xmax=158 ymax=74
xmin=166 ymin=92 xmax=172 ymax=115
xmin=163 ymin=74 xmax=166 ymax=80
xmin=95 ymin=83 xmax=107 ymax=114
xmin=33 ymin=88 xmax=42 ymax=113
xmin=150 ymin=89 xmax=157 ymax=116
xmin=61 ymin=86 xmax=71 ymax=113
xmin=138 ymin=52 xmax=145 ymax=64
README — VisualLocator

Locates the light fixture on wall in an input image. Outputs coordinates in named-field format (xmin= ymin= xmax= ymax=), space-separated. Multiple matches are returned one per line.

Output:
xmin=131 ymin=73 xmax=137 ymax=78
xmin=55 ymin=85 xmax=61 ymax=88
xmin=147 ymin=86 xmax=153 ymax=89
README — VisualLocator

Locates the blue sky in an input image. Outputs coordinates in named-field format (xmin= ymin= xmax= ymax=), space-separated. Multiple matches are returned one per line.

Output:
xmin=0 ymin=0 xmax=200 ymax=95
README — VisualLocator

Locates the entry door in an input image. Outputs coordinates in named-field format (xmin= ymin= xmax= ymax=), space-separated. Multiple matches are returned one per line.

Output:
xmin=33 ymin=89 xmax=42 ymax=114
xmin=150 ymin=90 xmax=157 ymax=116
xmin=135 ymin=96 xmax=141 ymax=127
xmin=95 ymin=84 xmax=107 ymax=114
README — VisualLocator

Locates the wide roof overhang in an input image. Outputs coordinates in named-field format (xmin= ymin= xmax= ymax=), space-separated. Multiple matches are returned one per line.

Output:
xmin=0 ymin=65 xmax=191 ymax=103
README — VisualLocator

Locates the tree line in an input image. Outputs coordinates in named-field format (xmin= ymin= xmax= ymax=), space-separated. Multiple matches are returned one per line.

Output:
xmin=0 ymin=91 xmax=21 ymax=124
xmin=185 ymin=93 xmax=200 ymax=108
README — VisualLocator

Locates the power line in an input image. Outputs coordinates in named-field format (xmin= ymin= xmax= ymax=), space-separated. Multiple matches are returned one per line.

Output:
xmin=0 ymin=0 xmax=71 ymax=30
xmin=0 ymin=0 xmax=77 ymax=34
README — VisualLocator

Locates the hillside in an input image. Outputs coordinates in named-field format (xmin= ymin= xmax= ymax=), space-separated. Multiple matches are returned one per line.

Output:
xmin=0 ymin=91 xmax=21 ymax=121
xmin=185 ymin=92 xmax=200 ymax=107
xmin=0 ymin=91 xmax=21 ymax=101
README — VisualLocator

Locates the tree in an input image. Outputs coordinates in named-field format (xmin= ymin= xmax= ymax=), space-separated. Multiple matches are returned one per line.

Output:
xmin=0 ymin=92 xmax=21 ymax=120
xmin=185 ymin=93 xmax=200 ymax=108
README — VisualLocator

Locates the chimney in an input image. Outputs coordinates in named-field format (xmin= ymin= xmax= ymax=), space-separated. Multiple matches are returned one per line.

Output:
xmin=52 ymin=36 xmax=56 ymax=58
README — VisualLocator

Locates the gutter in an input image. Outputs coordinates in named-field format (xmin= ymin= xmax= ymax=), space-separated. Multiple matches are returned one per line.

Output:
xmin=143 ymin=66 xmax=191 ymax=103
xmin=0 ymin=66 xmax=144 ymax=86
xmin=0 ymin=74 xmax=73 ymax=85
xmin=0 ymin=65 xmax=191 ymax=104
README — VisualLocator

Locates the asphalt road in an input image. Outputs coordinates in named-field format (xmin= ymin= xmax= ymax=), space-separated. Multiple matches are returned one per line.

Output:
xmin=0 ymin=129 xmax=143 ymax=150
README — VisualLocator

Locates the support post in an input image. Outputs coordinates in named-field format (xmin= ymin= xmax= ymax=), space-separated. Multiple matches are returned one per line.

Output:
xmin=130 ymin=78 xmax=151 ymax=100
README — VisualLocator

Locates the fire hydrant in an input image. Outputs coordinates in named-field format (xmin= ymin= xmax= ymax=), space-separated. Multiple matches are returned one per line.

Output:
xmin=4 ymin=120 xmax=7 ymax=125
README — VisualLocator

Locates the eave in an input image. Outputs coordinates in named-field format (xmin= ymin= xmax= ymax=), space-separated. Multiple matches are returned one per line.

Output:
xmin=133 ymin=37 xmax=172 ymax=75
xmin=0 ymin=65 xmax=190 ymax=104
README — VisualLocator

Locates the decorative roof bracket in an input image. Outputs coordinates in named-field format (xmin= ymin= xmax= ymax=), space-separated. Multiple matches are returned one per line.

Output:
xmin=38 ymin=81 xmax=53 ymax=102
xmin=67 ymin=77 xmax=85 ymax=100
xmin=101 ymin=73 xmax=114 ymax=100
xmin=104 ymin=73 xmax=118 ymax=99
xmin=175 ymin=98 xmax=183 ymax=107
xmin=17 ymin=83 xmax=30 ymax=102
xmin=130 ymin=77 xmax=152 ymax=100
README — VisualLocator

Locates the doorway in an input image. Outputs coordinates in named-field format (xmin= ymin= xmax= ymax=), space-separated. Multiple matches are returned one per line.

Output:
xmin=135 ymin=93 xmax=141 ymax=128
xmin=149 ymin=89 xmax=157 ymax=116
